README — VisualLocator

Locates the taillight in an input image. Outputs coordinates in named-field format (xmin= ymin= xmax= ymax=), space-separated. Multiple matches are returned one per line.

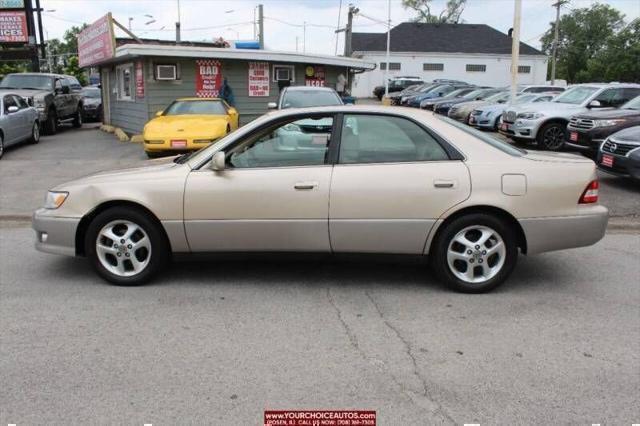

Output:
xmin=579 ymin=180 xmax=599 ymax=204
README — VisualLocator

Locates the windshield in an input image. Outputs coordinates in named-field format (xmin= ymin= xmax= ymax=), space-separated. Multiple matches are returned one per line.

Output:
xmin=0 ymin=74 xmax=53 ymax=90
xmin=420 ymin=84 xmax=445 ymax=93
xmin=516 ymin=94 xmax=537 ymax=104
xmin=553 ymin=86 xmax=599 ymax=104
xmin=622 ymin=96 xmax=640 ymax=110
xmin=462 ymin=89 xmax=485 ymax=99
xmin=281 ymin=90 xmax=342 ymax=108
xmin=81 ymin=88 xmax=101 ymax=98
xmin=485 ymin=92 xmax=509 ymax=102
xmin=437 ymin=115 xmax=525 ymax=156
xmin=164 ymin=100 xmax=227 ymax=115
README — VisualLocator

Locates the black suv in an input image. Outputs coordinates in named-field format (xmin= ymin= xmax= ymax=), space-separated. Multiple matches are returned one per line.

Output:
xmin=0 ymin=73 xmax=84 ymax=134
xmin=566 ymin=96 xmax=640 ymax=153
xmin=373 ymin=77 xmax=423 ymax=100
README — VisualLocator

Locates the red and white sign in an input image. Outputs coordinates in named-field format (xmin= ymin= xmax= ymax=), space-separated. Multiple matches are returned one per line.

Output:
xmin=0 ymin=11 xmax=27 ymax=43
xmin=248 ymin=62 xmax=269 ymax=97
xmin=305 ymin=65 xmax=326 ymax=87
xmin=195 ymin=59 xmax=222 ymax=97
xmin=135 ymin=61 xmax=144 ymax=99
xmin=305 ymin=78 xmax=326 ymax=87
xmin=601 ymin=154 xmax=614 ymax=168
xmin=77 ymin=14 xmax=115 ymax=68
xmin=569 ymin=131 xmax=578 ymax=142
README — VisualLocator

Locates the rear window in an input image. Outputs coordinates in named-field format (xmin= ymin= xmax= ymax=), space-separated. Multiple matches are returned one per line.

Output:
xmin=281 ymin=90 xmax=342 ymax=108
xmin=436 ymin=115 xmax=525 ymax=157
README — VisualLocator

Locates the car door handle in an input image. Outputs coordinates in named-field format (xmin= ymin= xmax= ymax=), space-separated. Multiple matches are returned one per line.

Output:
xmin=294 ymin=181 xmax=318 ymax=190
xmin=434 ymin=180 xmax=456 ymax=188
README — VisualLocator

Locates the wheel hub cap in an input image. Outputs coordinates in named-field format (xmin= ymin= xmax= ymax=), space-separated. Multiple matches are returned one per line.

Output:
xmin=96 ymin=220 xmax=151 ymax=277
xmin=447 ymin=225 xmax=506 ymax=284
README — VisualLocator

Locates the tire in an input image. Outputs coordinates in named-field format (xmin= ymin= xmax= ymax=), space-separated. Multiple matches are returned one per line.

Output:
xmin=145 ymin=151 xmax=163 ymax=159
xmin=85 ymin=207 xmax=169 ymax=285
xmin=537 ymin=121 xmax=566 ymax=151
xmin=72 ymin=107 xmax=83 ymax=128
xmin=29 ymin=121 xmax=40 ymax=144
xmin=0 ymin=134 xmax=4 ymax=160
xmin=45 ymin=109 xmax=57 ymax=135
xmin=430 ymin=213 xmax=518 ymax=293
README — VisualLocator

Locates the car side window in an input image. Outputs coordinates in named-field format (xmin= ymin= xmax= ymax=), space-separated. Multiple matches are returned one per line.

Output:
xmin=339 ymin=114 xmax=449 ymax=164
xmin=227 ymin=116 xmax=333 ymax=168
xmin=54 ymin=79 xmax=63 ymax=92
xmin=3 ymin=95 xmax=16 ymax=113
xmin=594 ymin=88 xmax=633 ymax=108
xmin=13 ymin=95 xmax=28 ymax=109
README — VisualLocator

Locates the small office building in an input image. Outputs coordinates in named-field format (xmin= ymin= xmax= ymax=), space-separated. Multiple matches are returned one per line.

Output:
xmin=96 ymin=41 xmax=375 ymax=134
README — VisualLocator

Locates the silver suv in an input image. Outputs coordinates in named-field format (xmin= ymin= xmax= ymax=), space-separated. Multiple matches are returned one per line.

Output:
xmin=500 ymin=83 xmax=640 ymax=150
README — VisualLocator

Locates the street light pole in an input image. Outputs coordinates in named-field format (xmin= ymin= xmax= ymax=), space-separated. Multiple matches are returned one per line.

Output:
xmin=550 ymin=0 xmax=567 ymax=85
xmin=510 ymin=0 xmax=522 ymax=104
xmin=384 ymin=0 xmax=391 ymax=97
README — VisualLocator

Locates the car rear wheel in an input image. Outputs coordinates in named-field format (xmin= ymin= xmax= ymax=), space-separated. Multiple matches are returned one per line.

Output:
xmin=85 ymin=207 xmax=169 ymax=285
xmin=538 ymin=122 xmax=566 ymax=151
xmin=29 ymin=121 xmax=40 ymax=144
xmin=431 ymin=213 xmax=518 ymax=293
xmin=45 ymin=109 xmax=57 ymax=135
xmin=72 ymin=108 xmax=83 ymax=128
xmin=0 ymin=134 xmax=4 ymax=159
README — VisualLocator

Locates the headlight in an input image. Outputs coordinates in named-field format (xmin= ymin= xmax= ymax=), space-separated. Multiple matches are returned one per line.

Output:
xmin=145 ymin=140 xmax=164 ymax=144
xmin=194 ymin=138 xmax=218 ymax=144
xmin=594 ymin=119 xmax=626 ymax=127
xmin=44 ymin=191 xmax=68 ymax=209
xmin=517 ymin=112 xmax=544 ymax=120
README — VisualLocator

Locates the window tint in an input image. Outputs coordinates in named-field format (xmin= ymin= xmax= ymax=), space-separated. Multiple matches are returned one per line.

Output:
xmin=12 ymin=95 xmax=28 ymax=109
xmin=339 ymin=114 xmax=449 ymax=164
xmin=228 ymin=116 xmax=333 ymax=168
xmin=596 ymin=88 xmax=640 ymax=107
xmin=3 ymin=95 xmax=16 ymax=113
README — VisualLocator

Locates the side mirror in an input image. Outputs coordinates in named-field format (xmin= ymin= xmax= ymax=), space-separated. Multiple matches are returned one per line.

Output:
xmin=7 ymin=105 xmax=19 ymax=113
xmin=228 ymin=107 xmax=238 ymax=115
xmin=210 ymin=151 xmax=226 ymax=171
xmin=62 ymin=86 xmax=70 ymax=94
xmin=155 ymin=111 xmax=163 ymax=117
xmin=267 ymin=102 xmax=277 ymax=109
xmin=587 ymin=100 xmax=602 ymax=108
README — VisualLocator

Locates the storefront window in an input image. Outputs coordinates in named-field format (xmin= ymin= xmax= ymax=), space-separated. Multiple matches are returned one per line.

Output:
xmin=116 ymin=63 xmax=134 ymax=101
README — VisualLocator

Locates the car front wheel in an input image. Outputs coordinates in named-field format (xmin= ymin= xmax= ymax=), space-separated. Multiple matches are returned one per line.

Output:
xmin=73 ymin=108 xmax=83 ymax=128
xmin=431 ymin=213 xmax=518 ymax=293
xmin=85 ymin=207 xmax=169 ymax=285
xmin=30 ymin=121 xmax=40 ymax=144
xmin=538 ymin=122 xmax=566 ymax=151
xmin=45 ymin=109 xmax=57 ymax=135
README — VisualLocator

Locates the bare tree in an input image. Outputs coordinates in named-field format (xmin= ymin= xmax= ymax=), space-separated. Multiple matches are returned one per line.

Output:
xmin=402 ymin=0 xmax=467 ymax=24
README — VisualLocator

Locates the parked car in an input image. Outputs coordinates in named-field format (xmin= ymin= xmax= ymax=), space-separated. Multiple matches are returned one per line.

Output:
xmin=399 ymin=83 xmax=442 ymax=105
xmin=0 ymin=91 xmax=40 ymax=159
xmin=384 ymin=83 xmax=425 ymax=105
xmin=80 ymin=86 xmax=102 ymax=122
xmin=519 ymin=85 xmax=566 ymax=94
xmin=499 ymin=83 xmax=640 ymax=151
xmin=419 ymin=87 xmax=477 ymax=110
xmin=565 ymin=95 xmax=640 ymax=153
xmin=143 ymin=98 xmax=239 ymax=158
xmin=433 ymin=88 xmax=497 ymax=116
xmin=405 ymin=84 xmax=469 ymax=108
xmin=269 ymin=85 xmax=344 ymax=109
xmin=596 ymin=125 xmax=640 ymax=180
xmin=373 ymin=77 xmax=423 ymax=100
xmin=0 ymin=72 xmax=84 ymax=134
xmin=448 ymin=90 xmax=508 ymax=123
xmin=470 ymin=93 xmax=556 ymax=130
xmin=33 ymin=105 xmax=607 ymax=293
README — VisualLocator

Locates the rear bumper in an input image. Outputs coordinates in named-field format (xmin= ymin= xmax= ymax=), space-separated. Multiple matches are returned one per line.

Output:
xmin=32 ymin=209 xmax=80 ymax=256
xmin=518 ymin=206 xmax=609 ymax=255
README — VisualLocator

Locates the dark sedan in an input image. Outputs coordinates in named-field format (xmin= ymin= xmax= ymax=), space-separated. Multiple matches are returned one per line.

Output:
xmin=433 ymin=88 xmax=496 ymax=115
xmin=419 ymin=87 xmax=476 ymax=110
xmin=81 ymin=86 xmax=102 ymax=122
xmin=566 ymin=96 xmax=640 ymax=153
xmin=597 ymin=125 xmax=640 ymax=181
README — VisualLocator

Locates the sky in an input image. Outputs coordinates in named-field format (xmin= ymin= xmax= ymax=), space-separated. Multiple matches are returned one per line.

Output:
xmin=41 ymin=0 xmax=640 ymax=55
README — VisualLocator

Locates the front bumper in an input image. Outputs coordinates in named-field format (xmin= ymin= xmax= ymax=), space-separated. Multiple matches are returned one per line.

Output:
xmin=498 ymin=118 xmax=542 ymax=140
xmin=469 ymin=114 xmax=498 ymax=129
xmin=519 ymin=205 xmax=609 ymax=254
xmin=597 ymin=150 xmax=640 ymax=180
xmin=32 ymin=209 xmax=81 ymax=256
xmin=565 ymin=127 xmax=607 ymax=151
xmin=143 ymin=138 xmax=215 ymax=153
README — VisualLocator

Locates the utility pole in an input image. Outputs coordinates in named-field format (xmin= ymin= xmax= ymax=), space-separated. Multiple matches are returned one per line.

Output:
xmin=303 ymin=21 xmax=306 ymax=53
xmin=175 ymin=0 xmax=181 ymax=43
xmin=334 ymin=0 xmax=343 ymax=55
xmin=35 ymin=0 xmax=45 ymax=62
xmin=384 ymin=0 xmax=391 ymax=96
xmin=344 ymin=5 xmax=358 ymax=57
xmin=550 ymin=0 xmax=568 ymax=85
xmin=510 ymin=0 xmax=522 ymax=104
xmin=257 ymin=4 xmax=264 ymax=49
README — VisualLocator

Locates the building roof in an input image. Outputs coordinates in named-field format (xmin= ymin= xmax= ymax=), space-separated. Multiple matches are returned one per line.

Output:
xmin=352 ymin=22 xmax=545 ymax=56
xmin=109 ymin=43 xmax=375 ymax=70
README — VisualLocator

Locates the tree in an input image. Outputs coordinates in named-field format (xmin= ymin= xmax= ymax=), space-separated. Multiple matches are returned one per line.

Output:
xmin=582 ymin=19 xmax=640 ymax=83
xmin=540 ymin=3 xmax=626 ymax=83
xmin=402 ymin=0 xmax=466 ymax=24
xmin=64 ymin=56 xmax=87 ymax=86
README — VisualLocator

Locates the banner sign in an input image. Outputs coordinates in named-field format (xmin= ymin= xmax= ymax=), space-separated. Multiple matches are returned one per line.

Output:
xmin=0 ymin=0 xmax=24 ymax=8
xmin=0 ymin=11 xmax=27 ymax=43
xmin=195 ymin=59 xmax=222 ymax=97
xmin=135 ymin=61 xmax=144 ymax=98
xmin=248 ymin=61 xmax=269 ymax=97
xmin=305 ymin=65 xmax=326 ymax=87
xmin=77 ymin=13 xmax=116 ymax=67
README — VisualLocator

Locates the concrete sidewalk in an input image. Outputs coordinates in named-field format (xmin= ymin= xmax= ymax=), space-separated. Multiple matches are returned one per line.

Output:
xmin=0 ymin=124 xmax=145 ymax=218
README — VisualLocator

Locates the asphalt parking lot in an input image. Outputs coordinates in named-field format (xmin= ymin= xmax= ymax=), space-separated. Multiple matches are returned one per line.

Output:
xmin=0 ymin=121 xmax=639 ymax=424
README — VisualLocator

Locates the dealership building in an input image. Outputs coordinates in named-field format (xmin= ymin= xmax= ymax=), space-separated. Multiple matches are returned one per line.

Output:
xmin=350 ymin=22 xmax=548 ymax=98
xmin=78 ymin=15 xmax=374 ymax=135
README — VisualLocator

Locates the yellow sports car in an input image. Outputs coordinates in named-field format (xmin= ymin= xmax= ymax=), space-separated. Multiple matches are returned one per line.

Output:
xmin=143 ymin=98 xmax=239 ymax=157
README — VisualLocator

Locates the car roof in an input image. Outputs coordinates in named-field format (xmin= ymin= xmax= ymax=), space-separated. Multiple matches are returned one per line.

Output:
xmin=5 ymin=72 xmax=71 ymax=78
xmin=284 ymin=86 xmax=337 ymax=92
xmin=568 ymin=83 xmax=640 ymax=89
xmin=175 ymin=97 xmax=222 ymax=101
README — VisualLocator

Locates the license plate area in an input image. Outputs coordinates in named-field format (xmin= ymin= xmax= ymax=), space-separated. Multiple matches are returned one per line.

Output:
xmin=601 ymin=154 xmax=614 ymax=167
xmin=171 ymin=140 xmax=187 ymax=148
xmin=570 ymin=131 xmax=578 ymax=142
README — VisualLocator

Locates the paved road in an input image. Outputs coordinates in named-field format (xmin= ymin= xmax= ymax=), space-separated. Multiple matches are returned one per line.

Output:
xmin=1 ymin=224 xmax=638 ymax=424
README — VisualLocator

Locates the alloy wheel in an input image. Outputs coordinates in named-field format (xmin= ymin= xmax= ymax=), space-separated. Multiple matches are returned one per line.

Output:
xmin=32 ymin=122 xmax=39 ymax=142
xmin=542 ymin=125 xmax=564 ymax=150
xmin=446 ymin=225 xmax=506 ymax=284
xmin=95 ymin=220 xmax=152 ymax=277
xmin=0 ymin=136 xmax=4 ymax=159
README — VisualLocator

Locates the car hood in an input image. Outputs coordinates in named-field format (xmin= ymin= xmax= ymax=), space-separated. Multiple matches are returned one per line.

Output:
xmin=144 ymin=115 xmax=229 ymax=137
xmin=476 ymin=103 xmax=507 ymax=114
xmin=609 ymin=125 xmax=640 ymax=142
xmin=573 ymin=108 xmax=640 ymax=120
xmin=83 ymin=97 xmax=101 ymax=105
xmin=510 ymin=101 xmax=586 ymax=115
xmin=5 ymin=88 xmax=50 ymax=98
